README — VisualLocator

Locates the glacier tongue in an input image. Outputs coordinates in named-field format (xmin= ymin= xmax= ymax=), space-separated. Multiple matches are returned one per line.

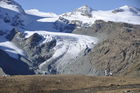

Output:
xmin=24 ymin=31 xmax=98 ymax=74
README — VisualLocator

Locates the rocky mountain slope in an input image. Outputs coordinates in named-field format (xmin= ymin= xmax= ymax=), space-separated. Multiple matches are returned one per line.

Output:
xmin=73 ymin=20 xmax=140 ymax=76
xmin=0 ymin=0 xmax=140 ymax=76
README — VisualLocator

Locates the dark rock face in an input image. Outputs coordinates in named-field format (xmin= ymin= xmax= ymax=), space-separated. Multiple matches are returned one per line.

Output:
xmin=54 ymin=17 xmax=76 ymax=33
xmin=11 ymin=15 xmax=24 ymax=26
xmin=3 ymin=13 xmax=11 ymax=23
xmin=112 ymin=9 xmax=124 ymax=13
xmin=26 ymin=33 xmax=42 ymax=48
xmin=73 ymin=20 xmax=140 ymax=76
xmin=6 ymin=28 xmax=18 ymax=41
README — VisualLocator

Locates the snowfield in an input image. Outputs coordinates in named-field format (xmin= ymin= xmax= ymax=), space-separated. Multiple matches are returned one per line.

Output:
xmin=26 ymin=9 xmax=58 ymax=18
xmin=0 ymin=36 xmax=25 ymax=59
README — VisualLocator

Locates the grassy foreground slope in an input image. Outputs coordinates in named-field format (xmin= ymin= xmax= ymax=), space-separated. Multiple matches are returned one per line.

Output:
xmin=0 ymin=75 xmax=140 ymax=93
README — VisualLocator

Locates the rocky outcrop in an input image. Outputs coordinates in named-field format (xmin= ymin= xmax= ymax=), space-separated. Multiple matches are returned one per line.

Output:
xmin=6 ymin=28 xmax=18 ymax=40
xmin=26 ymin=33 xmax=43 ymax=48
xmin=54 ymin=17 xmax=76 ymax=33
xmin=0 ymin=68 xmax=5 ymax=75
xmin=11 ymin=32 xmax=57 ymax=73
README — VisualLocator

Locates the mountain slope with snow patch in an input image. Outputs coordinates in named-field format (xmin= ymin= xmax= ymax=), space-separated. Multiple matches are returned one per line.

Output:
xmin=0 ymin=0 xmax=25 ymax=13
xmin=0 ymin=36 xmax=24 ymax=59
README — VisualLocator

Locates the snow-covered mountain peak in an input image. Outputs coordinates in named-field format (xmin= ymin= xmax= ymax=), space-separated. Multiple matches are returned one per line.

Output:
xmin=26 ymin=9 xmax=58 ymax=18
xmin=119 ymin=5 xmax=131 ymax=10
xmin=75 ymin=5 xmax=92 ymax=12
xmin=113 ymin=5 xmax=140 ymax=15
xmin=73 ymin=5 xmax=93 ymax=17
xmin=0 ymin=0 xmax=25 ymax=13
xmin=61 ymin=5 xmax=93 ymax=18
xmin=119 ymin=5 xmax=139 ymax=12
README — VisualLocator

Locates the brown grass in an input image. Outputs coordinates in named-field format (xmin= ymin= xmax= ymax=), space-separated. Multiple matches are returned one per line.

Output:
xmin=0 ymin=75 xmax=140 ymax=93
